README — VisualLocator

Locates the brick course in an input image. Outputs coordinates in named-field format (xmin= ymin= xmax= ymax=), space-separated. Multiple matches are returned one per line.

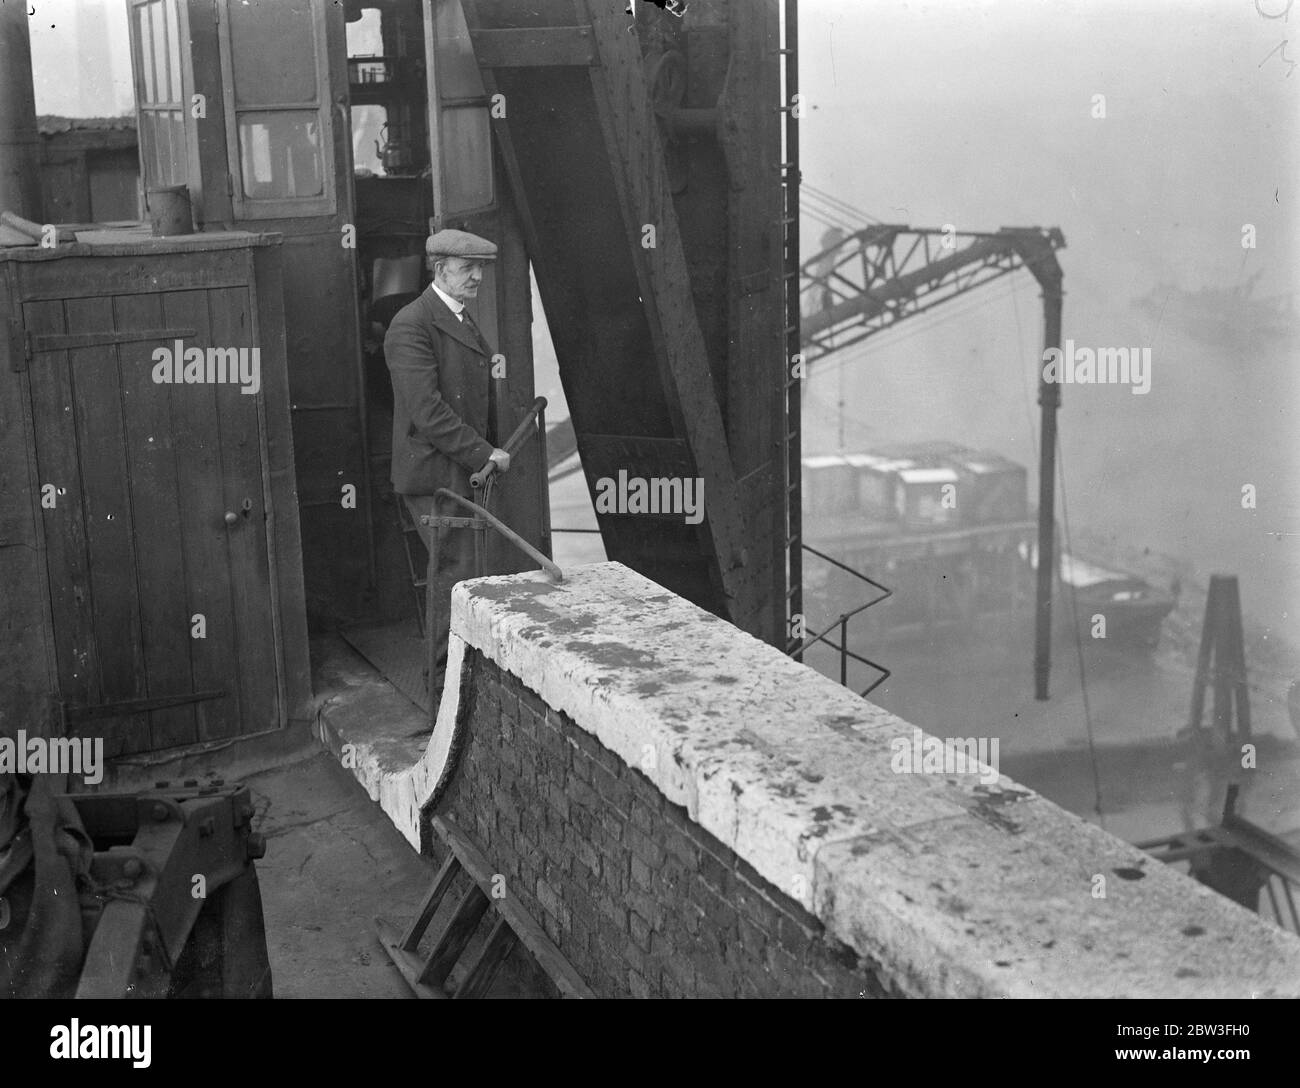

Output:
xmin=431 ymin=649 xmax=902 ymax=998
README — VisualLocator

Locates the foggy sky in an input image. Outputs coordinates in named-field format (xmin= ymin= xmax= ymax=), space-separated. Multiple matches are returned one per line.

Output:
xmin=798 ymin=0 xmax=1299 ymax=648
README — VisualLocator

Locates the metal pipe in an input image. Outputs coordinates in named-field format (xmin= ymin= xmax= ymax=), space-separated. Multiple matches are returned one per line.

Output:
xmin=433 ymin=488 xmax=563 ymax=582
xmin=537 ymin=404 xmax=552 ymax=560
xmin=0 ymin=2 xmax=41 ymax=220
xmin=1033 ymin=282 xmax=1063 ymax=700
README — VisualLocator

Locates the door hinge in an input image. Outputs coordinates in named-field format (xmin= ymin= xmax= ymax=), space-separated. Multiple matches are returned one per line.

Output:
xmin=226 ymin=172 xmax=234 ymax=197
xmin=7 ymin=320 xmax=31 ymax=372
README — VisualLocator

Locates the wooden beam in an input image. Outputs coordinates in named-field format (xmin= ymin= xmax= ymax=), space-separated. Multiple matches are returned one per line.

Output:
xmin=579 ymin=0 xmax=756 ymax=629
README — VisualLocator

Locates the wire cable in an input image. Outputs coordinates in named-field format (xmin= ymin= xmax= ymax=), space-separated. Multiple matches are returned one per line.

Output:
xmin=803 ymin=183 xmax=883 ymax=225
xmin=1056 ymin=428 xmax=1106 ymax=828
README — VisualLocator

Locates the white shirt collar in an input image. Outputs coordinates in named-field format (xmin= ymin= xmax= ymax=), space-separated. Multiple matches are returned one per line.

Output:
xmin=431 ymin=281 xmax=465 ymax=320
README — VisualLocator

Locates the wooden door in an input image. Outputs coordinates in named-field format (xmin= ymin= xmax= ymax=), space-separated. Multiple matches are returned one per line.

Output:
xmin=23 ymin=286 xmax=281 ymax=757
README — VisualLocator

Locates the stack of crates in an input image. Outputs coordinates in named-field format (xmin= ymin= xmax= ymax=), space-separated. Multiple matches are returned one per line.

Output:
xmin=949 ymin=450 xmax=1029 ymax=526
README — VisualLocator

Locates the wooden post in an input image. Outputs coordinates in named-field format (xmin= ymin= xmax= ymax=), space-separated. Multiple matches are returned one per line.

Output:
xmin=0 ymin=2 xmax=42 ymax=220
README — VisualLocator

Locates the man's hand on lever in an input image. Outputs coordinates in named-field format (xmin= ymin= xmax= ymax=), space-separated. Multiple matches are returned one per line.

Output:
xmin=471 ymin=447 xmax=511 ymax=489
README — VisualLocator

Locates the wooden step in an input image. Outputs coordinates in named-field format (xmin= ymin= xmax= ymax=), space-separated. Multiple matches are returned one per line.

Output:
xmin=375 ymin=816 xmax=593 ymax=999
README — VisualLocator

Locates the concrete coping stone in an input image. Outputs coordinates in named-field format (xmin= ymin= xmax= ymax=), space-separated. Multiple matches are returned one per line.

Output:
xmin=402 ymin=561 xmax=1300 ymax=997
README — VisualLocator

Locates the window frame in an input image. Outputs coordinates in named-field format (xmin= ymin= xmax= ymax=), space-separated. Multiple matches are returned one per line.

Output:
xmin=216 ymin=0 xmax=337 ymax=220
xmin=127 ymin=0 xmax=189 ymax=193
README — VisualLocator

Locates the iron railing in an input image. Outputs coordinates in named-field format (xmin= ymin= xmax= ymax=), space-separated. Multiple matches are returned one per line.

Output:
xmin=791 ymin=543 xmax=891 ymax=697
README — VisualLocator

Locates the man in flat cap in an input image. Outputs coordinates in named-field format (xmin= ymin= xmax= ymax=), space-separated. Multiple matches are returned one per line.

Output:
xmin=386 ymin=228 xmax=510 ymax=696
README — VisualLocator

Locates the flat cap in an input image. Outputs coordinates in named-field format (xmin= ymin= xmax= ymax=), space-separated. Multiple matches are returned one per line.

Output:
xmin=425 ymin=228 xmax=498 ymax=260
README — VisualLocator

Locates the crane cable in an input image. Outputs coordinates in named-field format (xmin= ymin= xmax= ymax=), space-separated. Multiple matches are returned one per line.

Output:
xmin=803 ymin=183 xmax=883 ymax=226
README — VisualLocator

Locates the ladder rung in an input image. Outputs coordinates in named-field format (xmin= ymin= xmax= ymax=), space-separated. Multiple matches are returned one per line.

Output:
xmin=400 ymin=853 xmax=461 ymax=950
xmin=418 ymin=885 xmax=491 ymax=990
xmin=452 ymin=916 xmax=520 ymax=1000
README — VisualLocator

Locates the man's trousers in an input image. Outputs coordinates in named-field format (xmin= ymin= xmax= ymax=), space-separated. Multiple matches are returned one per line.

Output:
xmin=403 ymin=493 xmax=479 ymax=696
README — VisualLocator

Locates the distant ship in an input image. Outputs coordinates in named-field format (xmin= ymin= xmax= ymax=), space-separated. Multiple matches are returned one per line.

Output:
xmin=802 ymin=441 xmax=1177 ymax=650
xmin=1134 ymin=273 xmax=1296 ymax=347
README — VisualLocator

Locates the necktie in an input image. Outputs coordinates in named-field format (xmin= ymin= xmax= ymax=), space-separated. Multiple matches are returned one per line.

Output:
xmin=462 ymin=310 xmax=498 ymax=444
xmin=462 ymin=309 xmax=491 ymax=354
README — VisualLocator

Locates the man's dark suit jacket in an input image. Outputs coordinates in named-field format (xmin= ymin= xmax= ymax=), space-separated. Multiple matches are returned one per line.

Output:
xmin=384 ymin=286 xmax=494 ymax=496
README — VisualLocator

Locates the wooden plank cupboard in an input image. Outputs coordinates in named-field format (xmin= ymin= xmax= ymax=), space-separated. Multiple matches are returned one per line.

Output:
xmin=0 ymin=231 xmax=310 ymax=759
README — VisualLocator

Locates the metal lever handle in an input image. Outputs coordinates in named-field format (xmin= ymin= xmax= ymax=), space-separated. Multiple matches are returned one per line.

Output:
xmin=470 ymin=396 xmax=549 ymax=489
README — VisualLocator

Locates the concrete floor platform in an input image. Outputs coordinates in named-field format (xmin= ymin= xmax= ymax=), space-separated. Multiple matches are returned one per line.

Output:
xmin=243 ymin=748 xmax=434 ymax=998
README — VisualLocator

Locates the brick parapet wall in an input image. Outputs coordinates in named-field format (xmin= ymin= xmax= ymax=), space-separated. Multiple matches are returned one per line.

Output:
xmin=433 ymin=651 xmax=899 ymax=998
xmin=327 ymin=561 xmax=1300 ymax=997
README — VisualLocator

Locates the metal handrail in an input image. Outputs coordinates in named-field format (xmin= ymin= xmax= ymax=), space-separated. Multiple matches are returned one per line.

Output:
xmin=802 ymin=542 xmax=892 ymax=598
xmin=794 ymin=543 xmax=891 ymax=697
xmin=431 ymin=488 xmax=563 ymax=582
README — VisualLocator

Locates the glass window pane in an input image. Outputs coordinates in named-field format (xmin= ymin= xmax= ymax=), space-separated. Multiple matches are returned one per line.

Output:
xmin=351 ymin=104 xmax=387 ymax=176
xmin=440 ymin=106 xmax=492 ymax=213
xmin=433 ymin=0 xmax=485 ymax=97
xmin=157 ymin=111 xmax=175 ymax=186
xmin=150 ymin=0 xmax=169 ymax=103
xmin=346 ymin=8 xmax=383 ymax=56
xmin=166 ymin=0 xmax=183 ymax=106
xmin=228 ymin=0 xmax=318 ymax=106
xmin=137 ymin=3 xmax=156 ymax=103
xmin=139 ymin=110 xmax=187 ymax=189
xmin=167 ymin=111 xmax=187 ymax=185
xmin=238 ymin=111 xmax=324 ymax=199
xmin=156 ymin=114 xmax=173 ymax=187
xmin=137 ymin=110 xmax=154 ymax=180
xmin=153 ymin=112 xmax=169 ymax=185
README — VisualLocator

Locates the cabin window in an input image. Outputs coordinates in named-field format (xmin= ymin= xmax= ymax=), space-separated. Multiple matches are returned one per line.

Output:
xmin=351 ymin=105 xmax=389 ymax=177
xmin=128 ymin=0 xmax=187 ymax=190
xmin=218 ymin=0 xmax=336 ymax=218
